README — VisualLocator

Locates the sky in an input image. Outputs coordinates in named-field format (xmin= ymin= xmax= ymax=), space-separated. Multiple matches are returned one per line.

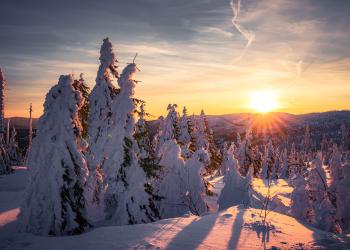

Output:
xmin=0 ymin=0 xmax=349 ymax=118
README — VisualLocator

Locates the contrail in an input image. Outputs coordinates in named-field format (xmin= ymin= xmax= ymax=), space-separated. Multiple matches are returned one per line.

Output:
xmin=230 ymin=0 xmax=255 ymax=62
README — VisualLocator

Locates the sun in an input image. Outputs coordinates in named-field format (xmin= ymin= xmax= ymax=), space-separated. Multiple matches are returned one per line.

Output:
xmin=249 ymin=90 xmax=279 ymax=113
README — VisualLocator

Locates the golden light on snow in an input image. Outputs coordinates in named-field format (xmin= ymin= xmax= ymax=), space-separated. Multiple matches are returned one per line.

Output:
xmin=249 ymin=90 xmax=279 ymax=113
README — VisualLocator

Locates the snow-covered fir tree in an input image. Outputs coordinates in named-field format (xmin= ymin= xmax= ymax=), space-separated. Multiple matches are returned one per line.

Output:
xmin=0 ymin=68 xmax=5 ymax=143
xmin=236 ymin=130 xmax=254 ymax=176
xmin=18 ymin=74 xmax=90 ymax=235
xmin=0 ymin=68 xmax=11 ymax=174
xmin=218 ymin=151 xmax=253 ymax=210
xmin=154 ymin=104 xmax=179 ymax=154
xmin=290 ymin=174 xmax=311 ymax=221
xmin=178 ymin=106 xmax=195 ymax=159
xmin=135 ymin=103 xmax=160 ymax=178
xmin=182 ymin=148 xmax=209 ymax=215
xmin=73 ymin=73 xmax=90 ymax=139
xmin=307 ymin=152 xmax=341 ymax=233
xmin=28 ymin=103 xmax=33 ymax=149
xmin=157 ymin=140 xmax=188 ymax=218
xmin=335 ymin=161 xmax=350 ymax=232
xmin=260 ymin=139 xmax=275 ymax=179
xmin=193 ymin=110 xmax=221 ymax=175
xmin=279 ymin=148 xmax=289 ymax=179
xmin=86 ymin=38 xmax=119 ymax=217
xmin=102 ymin=62 xmax=160 ymax=225
xmin=7 ymin=126 xmax=20 ymax=166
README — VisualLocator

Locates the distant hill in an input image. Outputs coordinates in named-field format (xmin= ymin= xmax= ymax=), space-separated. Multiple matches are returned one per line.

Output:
xmin=4 ymin=117 xmax=39 ymax=129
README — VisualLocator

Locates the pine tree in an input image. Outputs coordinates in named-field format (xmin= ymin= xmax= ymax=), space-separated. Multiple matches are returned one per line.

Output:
xmin=218 ymin=153 xmax=252 ymax=210
xmin=157 ymin=140 xmax=188 ymax=218
xmin=18 ymin=74 xmax=90 ymax=235
xmin=193 ymin=110 xmax=221 ymax=175
xmin=260 ymin=139 xmax=275 ymax=179
xmin=86 ymin=38 xmax=119 ymax=217
xmin=178 ymin=106 xmax=195 ymax=159
xmin=102 ymin=62 xmax=160 ymax=225
xmin=335 ymin=161 xmax=350 ymax=231
xmin=0 ymin=68 xmax=11 ymax=174
xmin=135 ymin=103 xmax=160 ymax=178
xmin=0 ymin=68 xmax=5 ymax=143
xmin=73 ymin=73 xmax=90 ymax=139
xmin=307 ymin=152 xmax=341 ymax=233
xmin=183 ymin=149 xmax=209 ymax=215
xmin=290 ymin=175 xmax=310 ymax=221
xmin=7 ymin=126 xmax=20 ymax=166
xmin=154 ymin=104 xmax=180 ymax=154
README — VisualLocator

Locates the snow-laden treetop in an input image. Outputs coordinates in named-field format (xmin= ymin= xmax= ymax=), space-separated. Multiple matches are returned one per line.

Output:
xmin=0 ymin=68 xmax=4 ymax=82
xmin=98 ymin=38 xmax=118 ymax=80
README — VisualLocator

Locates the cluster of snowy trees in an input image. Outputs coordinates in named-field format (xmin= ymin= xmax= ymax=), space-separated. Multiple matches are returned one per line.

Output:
xmin=290 ymin=145 xmax=350 ymax=234
xmin=217 ymin=124 xmax=350 ymax=234
xmin=18 ymin=38 xmax=214 ymax=236
xmin=13 ymin=38 xmax=350 ymax=236
xmin=0 ymin=68 xmax=22 ymax=174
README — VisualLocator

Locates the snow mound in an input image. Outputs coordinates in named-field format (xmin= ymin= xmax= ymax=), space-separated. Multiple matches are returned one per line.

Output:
xmin=2 ymin=205 xmax=350 ymax=249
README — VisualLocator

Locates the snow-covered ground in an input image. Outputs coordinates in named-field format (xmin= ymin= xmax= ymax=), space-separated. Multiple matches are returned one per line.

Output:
xmin=1 ymin=168 xmax=350 ymax=250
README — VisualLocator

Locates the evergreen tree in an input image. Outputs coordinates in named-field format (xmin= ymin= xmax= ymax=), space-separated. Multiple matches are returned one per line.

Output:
xmin=290 ymin=175 xmax=311 ymax=221
xmin=178 ymin=106 xmax=195 ymax=159
xmin=7 ymin=126 xmax=20 ymax=166
xmin=18 ymin=74 xmax=90 ymax=235
xmin=193 ymin=110 xmax=221 ymax=175
xmin=73 ymin=73 xmax=90 ymax=139
xmin=102 ymin=62 xmax=160 ymax=225
xmin=86 ymin=38 xmax=119 ymax=217
xmin=154 ymin=104 xmax=179 ymax=154
xmin=157 ymin=140 xmax=188 ymax=218
xmin=135 ymin=103 xmax=160 ymax=178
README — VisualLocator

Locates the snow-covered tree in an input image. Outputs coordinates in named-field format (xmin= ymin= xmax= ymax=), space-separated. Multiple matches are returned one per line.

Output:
xmin=157 ymin=140 xmax=188 ymax=218
xmin=135 ymin=103 xmax=159 ymax=178
xmin=236 ymin=130 xmax=255 ymax=176
xmin=335 ymin=161 xmax=350 ymax=231
xmin=193 ymin=110 xmax=221 ymax=175
xmin=220 ymin=142 xmax=237 ymax=175
xmin=260 ymin=139 xmax=275 ymax=179
xmin=290 ymin=175 xmax=311 ymax=221
xmin=102 ymin=62 xmax=160 ymax=225
xmin=28 ymin=103 xmax=33 ymax=150
xmin=279 ymin=148 xmax=289 ymax=179
xmin=0 ymin=68 xmax=5 ymax=143
xmin=178 ymin=106 xmax=195 ymax=159
xmin=154 ymin=104 xmax=179 ymax=153
xmin=86 ymin=38 xmax=119 ymax=216
xmin=73 ymin=73 xmax=90 ymax=139
xmin=218 ymin=153 xmax=252 ymax=210
xmin=7 ymin=126 xmax=20 ymax=166
xmin=18 ymin=74 xmax=90 ymax=235
xmin=307 ymin=152 xmax=341 ymax=233
xmin=183 ymin=149 xmax=208 ymax=215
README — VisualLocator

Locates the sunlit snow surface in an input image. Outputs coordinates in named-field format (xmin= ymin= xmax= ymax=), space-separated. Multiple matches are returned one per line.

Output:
xmin=1 ymin=168 xmax=349 ymax=249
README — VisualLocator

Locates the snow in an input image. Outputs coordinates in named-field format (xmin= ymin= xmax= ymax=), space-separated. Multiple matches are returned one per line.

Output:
xmin=1 ymin=168 xmax=350 ymax=249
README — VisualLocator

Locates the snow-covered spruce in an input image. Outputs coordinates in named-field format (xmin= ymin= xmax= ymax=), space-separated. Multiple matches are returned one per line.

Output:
xmin=178 ymin=106 xmax=195 ymax=159
xmin=85 ymin=38 xmax=119 ymax=219
xmin=335 ymin=160 xmax=350 ymax=231
xmin=0 ymin=68 xmax=5 ymax=143
xmin=102 ymin=62 xmax=160 ymax=225
xmin=193 ymin=110 xmax=221 ymax=175
xmin=73 ymin=73 xmax=90 ymax=139
xmin=307 ymin=152 xmax=341 ymax=233
xmin=157 ymin=140 xmax=188 ymax=218
xmin=135 ymin=103 xmax=160 ymax=178
xmin=154 ymin=104 xmax=179 ymax=154
xmin=218 ymin=151 xmax=253 ymax=210
xmin=7 ymin=126 xmax=21 ymax=166
xmin=290 ymin=174 xmax=310 ymax=221
xmin=18 ymin=74 xmax=90 ymax=235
